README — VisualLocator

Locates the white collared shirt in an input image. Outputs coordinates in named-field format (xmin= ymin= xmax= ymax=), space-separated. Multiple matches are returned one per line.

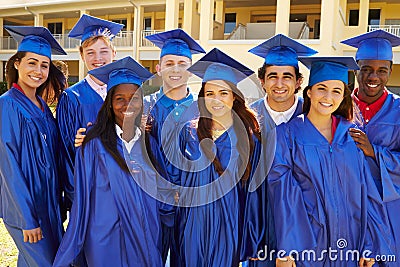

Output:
xmin=85 ymin=74 xmax=107 ymax=100
xmin=264 ymin=95 xmax=299 ymax=126
xmin=115 ymin=124 xmax=142 ymax=153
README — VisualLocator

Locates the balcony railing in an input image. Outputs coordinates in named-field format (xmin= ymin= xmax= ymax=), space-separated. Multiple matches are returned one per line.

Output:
xmin=368 ymin=25 xmax=400 ymax=37
xmin=226 ymin=21 xmax=310 ymax=40
xmin=227 ymin=23 xmax=246 ymax=40
xmin=113 ymin=31 xmax=135 ymax=47
xmin=0 ymin=30 xmax=135 ymax=50
xmin=141 ymin=30 xmax=163 ymax=47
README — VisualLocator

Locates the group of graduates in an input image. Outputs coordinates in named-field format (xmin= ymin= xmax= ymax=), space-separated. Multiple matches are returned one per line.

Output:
xmin=0 ymin=13 xmax=399 ymax=267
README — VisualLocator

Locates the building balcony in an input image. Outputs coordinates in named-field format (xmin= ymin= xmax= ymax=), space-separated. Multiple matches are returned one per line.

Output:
xmin=0 ymin=30 xmax=135 ymax=51
xmin=225 ymin=21 xmax=311 ymax=40
xmin=368 ymin=25 xmax=400 ymax=37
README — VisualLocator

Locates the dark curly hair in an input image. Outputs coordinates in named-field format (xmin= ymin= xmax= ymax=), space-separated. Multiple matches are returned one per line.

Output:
xmin=258 ymin=63 xmax=303 ymax=94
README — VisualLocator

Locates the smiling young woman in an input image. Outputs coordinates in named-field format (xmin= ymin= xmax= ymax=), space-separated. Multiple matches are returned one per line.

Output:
xmin=53 ymin=57 xmax=163 ymax=267
xmin=164 ymin=48 xmax=261 ymax=267
xmin=0 ymin=26 xmax=66 ymax=267
xmin=267 ymin=57 xmax=392 ymax=267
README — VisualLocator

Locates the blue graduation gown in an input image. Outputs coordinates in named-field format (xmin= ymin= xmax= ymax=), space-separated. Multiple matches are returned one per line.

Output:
xmin=354 ymin=92 xmax=400 ymax=264
xmin=267 ymin=115 xmax=393 ymax=266
xmin=0 ymin=87 xmax=63 ymax=267
xmin=241 ymin=97 xmax=303 ymax=266
xmin=53 ymin=136 xmax=163 ymax=267
xmin=56 ymin=79 xmax=104 ymax=206
xmin=175 ymin=125 xmax=261 ymax=267
xmin=144 ymin=88 xmax=199 ymax=263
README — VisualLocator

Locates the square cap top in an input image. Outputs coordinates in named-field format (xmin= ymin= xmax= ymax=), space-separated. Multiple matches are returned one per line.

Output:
xmin=188 ymin=48 xmax=254 ymax=86
xmin=341 ymin=30 xmax=400 ymax=61
xmin=145 ymin=29 xmax=205 ymax=59
xmin=298 ymin=56 xmax=359 ymax=86
xmin=249 ymin=34 xmax=317 ymax=68
xmin=88 ymin=56 xmax=154 ymax=91
xmin=5 ymin=25 xmax=66 ymax=59
xmin=68 ymin=14 xmax=124 ymax=43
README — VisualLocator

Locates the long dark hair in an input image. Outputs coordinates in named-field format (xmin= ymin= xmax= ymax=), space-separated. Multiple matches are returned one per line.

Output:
xmin=197 ymin=81 xmax=261 ymax=184
xmin=37 ymin=62 xmax=68 ymax=105
xmin=82 ymin=85 xmax=144 ymax=172
xmin=303 ymin=82 xmax=353 ymax=120
xmin=5 ymin=51 xmax=65 ymax=103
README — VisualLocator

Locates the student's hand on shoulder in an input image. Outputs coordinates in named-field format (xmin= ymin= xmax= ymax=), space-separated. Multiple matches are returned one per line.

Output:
xmin=359 ymin=257 xmax=375 ymax=267
xmin=276 ymin=256 xmax=296 ymax=267
xmin=74 ymin=122 xmax=92 ymax=147
xmin=349 ymin=128 xmax=375 ymax=159
xmin=141 ymin=114 xmax=148 ymax=131
xmin=23 ymin=227 xmax=43 ymax=243
xmin=174 ymin=191 xmax=180 ymax=204
xmin=75 ymin=128 xmax=86 ymax=147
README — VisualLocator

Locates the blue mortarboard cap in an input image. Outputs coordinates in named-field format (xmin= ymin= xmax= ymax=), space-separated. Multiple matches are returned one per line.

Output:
xmin=188 ymin=48 xmax=254 ymax=86
xmin=341 ymin=30 xmax=400 ymax=61
xmin=298 ymin=56 xmax=359 ymax=86
xmin=4 ymin=26 xmax=66 ymax=59
xmin=68 ymin=14 xmax=124 ymax=43
xmin=249 ymin=34 xmax=317 ymax=68
xmin=88 ymin=56 xmax=153 ymax=91
xmin=145 ymin=29 xmax=205 ymax=59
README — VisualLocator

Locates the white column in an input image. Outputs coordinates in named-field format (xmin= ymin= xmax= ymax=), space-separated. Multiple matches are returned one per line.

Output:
xmin=165 ymin=0 xmax=179 ymax=30
xmin=183 ymin=0 xmax=196 ymax=35
xmin=359 ymin=0 xmax=370 ymax=32
xmin=0 ymin=17 xmax=3 ymax=38
xmin=215 ymin=0 xmax=224 ymax=24
xmin=275 ymin=0 xmax=290 ymax=35
xmin=79 ymin=10 xmax=89 ymax=80
xmin=199 ymin=0 xmax=214 ymax=44
xmin=134 ymin=5 xmax=144 ymax=60
xmin=319 ymin=0 xmax=338 ymax=54
xmin=0 ymin=18 xmax=3 ymax=82
xmin=34 ymin=14 xmax=43 ymax=26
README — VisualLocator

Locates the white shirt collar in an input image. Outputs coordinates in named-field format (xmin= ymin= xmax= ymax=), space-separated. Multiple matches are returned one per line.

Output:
xmin=85 ymin=74 xmax=107 ymax=100
xmin=115 ymin=124 xmax=142 ymax=153
xmin=264 ymin=95 xmax=299 ymax=126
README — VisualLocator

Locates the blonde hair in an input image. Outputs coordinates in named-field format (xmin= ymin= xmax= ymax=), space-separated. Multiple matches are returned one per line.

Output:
xmin=79 ymin=35 xmax=116 ymax=55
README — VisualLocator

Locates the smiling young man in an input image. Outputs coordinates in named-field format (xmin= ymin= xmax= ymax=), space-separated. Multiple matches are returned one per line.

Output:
xmin=342 ymin=30 xmax=400 ymax=264
xmin=56 ymin=14 xmax=123 ymax=209
xmin=241 ymin=34 xmax=318 ymax=267
xmin=144 ymin=29 xmax=205 ymax=266
xmin=249 ymin=34 xmax=317 ymax=127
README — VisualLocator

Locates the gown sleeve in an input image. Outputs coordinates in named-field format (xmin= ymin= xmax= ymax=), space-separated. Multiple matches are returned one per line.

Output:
xmin=147 ymin=131 xmax=176 ymax=227
xmin=52 ymin=145 xmax=95 ymax=267
xmin=56 ymin=92 xmax=78 ymax=208
xmin=267 ymin=124 xmax=316 ymax=254
xmin=362 ymin=155 xmax=395 ymax=258
xmin=241 ymin=129 xmax=277 ymax=261
xmin=0 ymin=99 xmax=39 ymax=230
xmin=371 ymin=144 xmax=400 ymax=202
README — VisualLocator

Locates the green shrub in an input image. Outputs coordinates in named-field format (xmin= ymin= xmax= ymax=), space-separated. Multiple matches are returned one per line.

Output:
xmin=0 ymin=82 xmax=8 ymax=96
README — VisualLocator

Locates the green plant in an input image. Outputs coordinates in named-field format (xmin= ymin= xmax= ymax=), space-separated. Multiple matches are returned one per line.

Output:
xmin=0 ymin=82 xmax=8 ymax=96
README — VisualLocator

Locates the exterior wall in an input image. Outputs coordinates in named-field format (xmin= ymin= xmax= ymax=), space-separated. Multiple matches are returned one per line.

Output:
xmin=389 ymin=65 xmax=400 ymax=88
